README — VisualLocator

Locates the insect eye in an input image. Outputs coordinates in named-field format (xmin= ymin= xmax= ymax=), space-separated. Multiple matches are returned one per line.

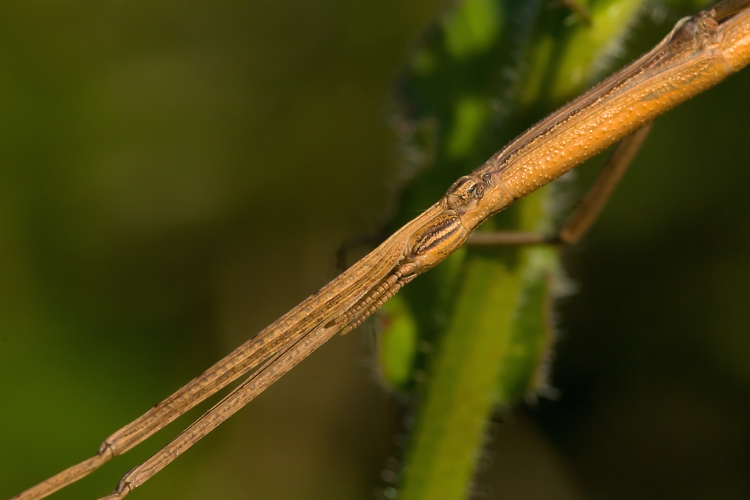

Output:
xmin=481 ymin=172 xmax=493 ymax=187
xmin=464 ymin=180 xmax=484 ymax=200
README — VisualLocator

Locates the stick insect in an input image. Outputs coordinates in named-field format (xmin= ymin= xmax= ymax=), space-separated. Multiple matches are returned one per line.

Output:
xmin=3 ymin=1 xmax=750 ymax=499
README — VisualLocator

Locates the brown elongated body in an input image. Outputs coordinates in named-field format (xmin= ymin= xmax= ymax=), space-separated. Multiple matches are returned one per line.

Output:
xmin=10 ymin=2 xmax=750 ymax=499
xmin=446 ymin=3 xmax=750 ymax=235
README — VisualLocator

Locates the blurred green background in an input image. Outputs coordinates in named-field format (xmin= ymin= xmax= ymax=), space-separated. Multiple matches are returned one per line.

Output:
xmin=1 ymin=1 xmax=749 ymax=500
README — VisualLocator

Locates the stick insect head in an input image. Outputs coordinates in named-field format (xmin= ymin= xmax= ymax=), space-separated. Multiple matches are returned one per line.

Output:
xmin=444 ymin=174 xmax=486 ymax=215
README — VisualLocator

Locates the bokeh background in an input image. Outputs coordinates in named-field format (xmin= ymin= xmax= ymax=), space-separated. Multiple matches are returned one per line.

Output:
xmin=1 ymin=1 xmax=749 ymax=500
